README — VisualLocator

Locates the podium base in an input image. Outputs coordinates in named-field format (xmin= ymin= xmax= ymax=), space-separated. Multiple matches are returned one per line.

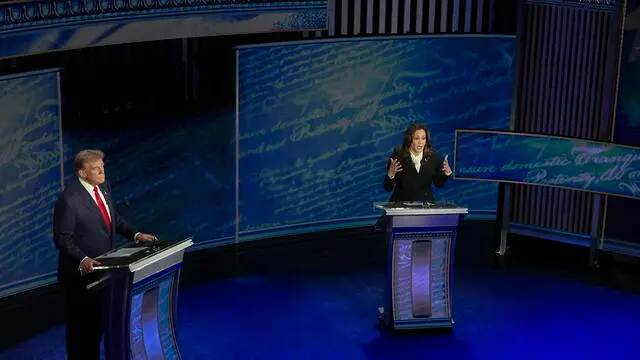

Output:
xmin=374 ymin=204 xmax=467 ymax=333
xmin=376 ymin=307 xmax=454 ymax=331
xmin=101 ymin=238 xmax=193 ymax=360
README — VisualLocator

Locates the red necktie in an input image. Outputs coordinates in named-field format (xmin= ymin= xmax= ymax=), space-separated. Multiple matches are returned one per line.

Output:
xmin=94 ymin=186 xmax=112 ymax=232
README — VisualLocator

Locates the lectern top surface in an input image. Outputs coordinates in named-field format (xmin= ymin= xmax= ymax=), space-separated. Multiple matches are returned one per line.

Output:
xmin=375 ymin=202 xmax=464 ymax=209
xmin=374 ymin=202 xmax=468 ymax=216
xmin=94 ymin=238 xmax=192 ymax=270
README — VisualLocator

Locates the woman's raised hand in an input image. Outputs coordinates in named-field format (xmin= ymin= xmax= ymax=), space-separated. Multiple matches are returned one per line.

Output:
xmin=442 ymin=155 xmax=452 ymax=176
xmin=388 ymin=158 xmax=403 ymax=178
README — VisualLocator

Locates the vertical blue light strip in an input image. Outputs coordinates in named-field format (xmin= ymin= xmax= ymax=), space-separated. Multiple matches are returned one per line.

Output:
xmin=411 ymin=240 xmax=433 ymax=317
xmin=142 ymin=287 xmax=165 ymax=360
xmin=235 ymin=50 xmax=241 ymax=244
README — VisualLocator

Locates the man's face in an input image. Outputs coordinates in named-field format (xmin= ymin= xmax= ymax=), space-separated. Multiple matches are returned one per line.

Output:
xmin=79 ymin=159 xmax=106 ymax=186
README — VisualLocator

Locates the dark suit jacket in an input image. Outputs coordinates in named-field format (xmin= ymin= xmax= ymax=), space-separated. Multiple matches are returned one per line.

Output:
xmin=383 ymin=149 xmax=449 ymax=202
xmin=53 ymin=177 xmax=136 ymax=283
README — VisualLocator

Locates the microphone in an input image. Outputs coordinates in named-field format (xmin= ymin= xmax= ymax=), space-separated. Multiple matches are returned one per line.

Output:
xmin=151 ymin=234 xmax=159 ymax=251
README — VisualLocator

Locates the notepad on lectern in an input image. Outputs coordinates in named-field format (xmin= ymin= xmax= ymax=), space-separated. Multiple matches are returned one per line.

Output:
xmin=98 ymin=247 xmax=148 ymax=259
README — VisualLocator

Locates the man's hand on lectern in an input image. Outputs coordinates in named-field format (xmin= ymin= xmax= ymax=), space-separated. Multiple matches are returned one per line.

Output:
xmin=135 ymin=233 xmax=156 ymax=242
xmin=79 ymin=257 xmax=101 ymax=275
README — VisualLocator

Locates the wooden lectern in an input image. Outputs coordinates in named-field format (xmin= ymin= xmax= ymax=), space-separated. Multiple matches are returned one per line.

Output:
xmin=90 ymin=237 xmax=193 ymax=360
xmin=375 ymin=203 xmax=467 ymax=330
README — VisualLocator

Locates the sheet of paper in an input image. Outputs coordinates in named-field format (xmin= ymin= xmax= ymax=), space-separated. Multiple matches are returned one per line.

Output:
xmin=98 ymin=247 xmax=147 ymax=259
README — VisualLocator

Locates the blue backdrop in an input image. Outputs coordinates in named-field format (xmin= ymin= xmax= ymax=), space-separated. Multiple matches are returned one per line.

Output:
xmin=236 ymin=35 xmax=516 ymax=240
xmin=60 ymin=110 xmax=237 ymax=250
xmin=0 ymin=35 xmax=516 ymax=297
xmin=605 ymin=1 xmax=640 ymax=244
xmin=0 ymin=70 xmax=62 ymax=298
xmin=454 ymin=130 xmax=640 ymax=199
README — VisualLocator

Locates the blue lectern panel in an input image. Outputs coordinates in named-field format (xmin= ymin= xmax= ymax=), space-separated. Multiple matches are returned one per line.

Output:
xmin=0 ymin=70 xmax=62 ymax=297
xmin=454 ymin=130 xmax=640 ymax=199
xmin=392 ymin=232 xmax=452 ymax=321
xmin=130 ymin=270 xmax=180 ymax=360
xmin=236 ymin=35 xmax=515 ymax=239
xmin=411 ymin=241 xmax=432 ymax=318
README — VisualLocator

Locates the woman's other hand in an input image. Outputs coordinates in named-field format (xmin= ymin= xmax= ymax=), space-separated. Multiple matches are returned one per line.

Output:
xmin=442 ymin=155 xmax=452 ymax=176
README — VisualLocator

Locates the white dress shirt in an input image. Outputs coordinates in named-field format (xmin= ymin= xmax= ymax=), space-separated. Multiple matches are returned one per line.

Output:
xmin=78 ymin=177 xmax=112 ymax=220
xmin=410 ymin=152 xmax=423 ymax=173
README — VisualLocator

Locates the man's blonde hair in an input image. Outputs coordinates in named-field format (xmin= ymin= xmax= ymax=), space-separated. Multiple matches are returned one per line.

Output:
xmin=74 ymin=149 xmax=105 ymax=173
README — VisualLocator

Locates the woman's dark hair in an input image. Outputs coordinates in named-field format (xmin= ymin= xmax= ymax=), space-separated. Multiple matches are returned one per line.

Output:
xmin=395 ymin=123 xmax=433 ymax=158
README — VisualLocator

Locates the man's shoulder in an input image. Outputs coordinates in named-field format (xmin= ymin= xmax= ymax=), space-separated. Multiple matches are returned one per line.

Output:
xmin=56 ymin=179 xmax=84 ymax=202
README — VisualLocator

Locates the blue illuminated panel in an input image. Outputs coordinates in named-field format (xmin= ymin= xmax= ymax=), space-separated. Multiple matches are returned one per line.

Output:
xmin=236 ymin=35 xmax=516 ymax=239
xmin=130 ymin=271 xmax=180 ymax=360
xmin=454 ymin=130 xmax=640 ymax=199
xmin=0 ymin=69 xmax=62 ymax=297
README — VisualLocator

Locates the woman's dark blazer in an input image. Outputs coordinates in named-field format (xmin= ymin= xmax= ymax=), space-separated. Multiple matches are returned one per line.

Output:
xmin=382 ymin=149 xmax=449 ymax=203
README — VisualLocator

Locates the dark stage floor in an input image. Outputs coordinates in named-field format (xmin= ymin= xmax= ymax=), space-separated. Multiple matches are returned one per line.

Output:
xmin=1 ymin=221 xmax=639 ymax=360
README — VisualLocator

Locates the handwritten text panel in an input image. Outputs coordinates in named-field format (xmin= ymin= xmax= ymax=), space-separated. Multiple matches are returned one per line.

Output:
xmin=0 ymin=70 xmax=62 ymax=293
xmin=237 ymin=36 xmax=516 ymax=234
xmin=455 ymin=131 xmax=640 ymax=199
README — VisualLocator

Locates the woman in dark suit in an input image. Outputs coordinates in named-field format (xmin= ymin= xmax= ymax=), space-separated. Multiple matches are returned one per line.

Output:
xmin=383 ymin=123 xmax=452 ymax=202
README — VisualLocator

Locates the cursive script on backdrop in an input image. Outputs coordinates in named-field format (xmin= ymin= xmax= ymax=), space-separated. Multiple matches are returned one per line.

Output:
xmin=455 ymin=131 xmax=640 ymax=199
xmin=0 ymin=70 xmax=62 ymax=295
xmin=237 ymin=37 xmax=516 ymax=235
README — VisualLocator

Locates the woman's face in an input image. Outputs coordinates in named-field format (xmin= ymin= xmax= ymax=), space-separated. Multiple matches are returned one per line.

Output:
xmin=410 ymin=129 xmax=427 ymax=155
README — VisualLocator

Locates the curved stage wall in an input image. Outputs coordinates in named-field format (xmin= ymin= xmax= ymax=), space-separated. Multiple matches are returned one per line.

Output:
xmin=236 ymin=35 xmax=516 ymax=241
xmin=0 ymin=35 xmax=515 ymax=298
xmin=0 ymin=0 xmax=327 ymax=60
xmin=0 ymin=69 xmax=63 ymax=298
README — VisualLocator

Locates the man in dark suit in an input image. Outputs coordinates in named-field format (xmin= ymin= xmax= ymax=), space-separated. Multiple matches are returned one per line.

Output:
xmin=53 ymin=149 xmax=155 ymax=360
